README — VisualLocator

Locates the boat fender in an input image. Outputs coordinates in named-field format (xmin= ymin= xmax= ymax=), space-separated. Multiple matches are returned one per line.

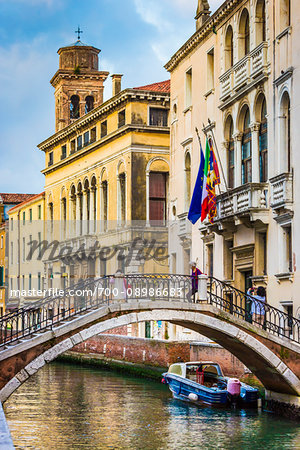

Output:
xmin=161 ymin=377 xmax=167 ymax=384
xmin=188 ymin=393 xmax=198 ymax=401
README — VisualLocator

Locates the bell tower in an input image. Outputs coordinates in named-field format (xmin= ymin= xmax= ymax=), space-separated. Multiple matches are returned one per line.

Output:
xmin=50 ymin=30 xmax=109 ymax=132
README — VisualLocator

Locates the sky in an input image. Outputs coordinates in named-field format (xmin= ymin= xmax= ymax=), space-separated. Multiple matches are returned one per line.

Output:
xmin=0 ymin=0 xmax=223 ymax=194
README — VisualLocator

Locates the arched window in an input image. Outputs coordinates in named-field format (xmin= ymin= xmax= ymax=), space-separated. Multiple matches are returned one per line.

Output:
xmin=70 ymin=95 xmax=80 ymax=119
xmin=101 ymin=172 xmax=108 ymax=232
xmin=61 ymin=197 xmax=67 ymax=238
xmin=259 ymin=98 xmax=268 ymax=181
xmin=280 ymin=92 xmax=291 ymax=172
xmin=85 ymin=96 xmax=94 ymax=114
xmin=225 ymin=25 xmax=234 ymax=70
xmin=184 ymin=152 xmax=191 ymax=210
xmin=84 ymin=179 xmax=90 ymax=234
xmin=242 ymin=107 xmax=252 ymax=184
xmin=227 ymin=117 xmax=235 ymax=188
xmin=239 ymin=9 xmax=250 ymax=58
xmin=255 ymin=0 xmax=266 ymax=45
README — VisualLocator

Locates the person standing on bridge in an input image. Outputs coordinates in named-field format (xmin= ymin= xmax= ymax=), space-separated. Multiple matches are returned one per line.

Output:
xmin=251 ymin=286 xmax=266 ymax=328
xmin=187 ymin=261 xmax=203 ymax=303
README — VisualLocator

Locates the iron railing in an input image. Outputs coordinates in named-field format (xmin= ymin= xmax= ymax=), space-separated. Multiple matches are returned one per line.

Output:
xmin=0 ymin=275 xmax=299 ymax=348
xmin=208 ymin=277 xmax=300 ymax=343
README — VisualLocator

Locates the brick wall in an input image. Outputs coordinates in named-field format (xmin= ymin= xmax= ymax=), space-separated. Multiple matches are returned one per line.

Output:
xmin=72 ymin=335 xmax=246 ymax=376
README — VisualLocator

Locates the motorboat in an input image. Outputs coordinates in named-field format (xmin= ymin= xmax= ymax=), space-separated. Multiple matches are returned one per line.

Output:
xmin=162 ymin=361 xmax=258 ymax=407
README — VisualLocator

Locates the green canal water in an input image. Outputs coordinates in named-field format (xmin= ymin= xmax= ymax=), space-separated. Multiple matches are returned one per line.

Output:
xmin=3 ymin=362 xmax=300 ymax=449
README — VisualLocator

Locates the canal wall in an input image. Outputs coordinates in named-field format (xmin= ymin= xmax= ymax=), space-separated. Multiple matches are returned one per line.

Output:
xmin=67 ymin=334 xmax=247 ymax=377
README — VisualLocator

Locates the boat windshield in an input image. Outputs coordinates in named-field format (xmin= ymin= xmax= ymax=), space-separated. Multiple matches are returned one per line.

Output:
xmin=186 ymin=364 xmax=220 ymax=377
xmin=168 ymin=364 xmax=183 ymax=376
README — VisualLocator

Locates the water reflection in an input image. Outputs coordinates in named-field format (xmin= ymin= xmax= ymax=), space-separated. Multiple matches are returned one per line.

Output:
xmin=4 ymin=362 xmax=300 ymax=449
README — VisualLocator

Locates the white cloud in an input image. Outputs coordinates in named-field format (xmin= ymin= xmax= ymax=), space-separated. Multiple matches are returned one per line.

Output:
xmin=133 ymin=0 xmax=173 ymax=33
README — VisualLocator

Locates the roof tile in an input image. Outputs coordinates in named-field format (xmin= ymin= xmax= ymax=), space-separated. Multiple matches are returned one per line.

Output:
xmin=133 ymin=80 xmax=170 ymax=93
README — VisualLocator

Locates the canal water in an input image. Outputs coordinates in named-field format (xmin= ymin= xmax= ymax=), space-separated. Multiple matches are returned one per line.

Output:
xmin=3 ymin=362 xmax=300 ymax=449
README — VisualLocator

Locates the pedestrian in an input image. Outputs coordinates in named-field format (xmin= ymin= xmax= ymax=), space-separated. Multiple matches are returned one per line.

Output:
xmin=251 ymin=286 xmax=266 ymax=327
xmin=186 ymin=261 xmax=203 ymax=303
xmin=246 ymin=287 xmax=255 ymax=323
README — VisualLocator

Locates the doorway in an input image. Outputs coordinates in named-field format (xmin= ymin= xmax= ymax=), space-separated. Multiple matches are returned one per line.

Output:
xmin=244 ymin=270 xmax=253 ymax=323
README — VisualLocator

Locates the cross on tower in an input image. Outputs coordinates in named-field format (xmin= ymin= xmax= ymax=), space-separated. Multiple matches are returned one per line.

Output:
xmin=75 ymin=26 xmax=83 ymax=40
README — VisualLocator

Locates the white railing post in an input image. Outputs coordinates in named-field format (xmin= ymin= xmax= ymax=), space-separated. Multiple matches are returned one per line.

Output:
xmin=198 ymin=274 xmax=208 ymax=302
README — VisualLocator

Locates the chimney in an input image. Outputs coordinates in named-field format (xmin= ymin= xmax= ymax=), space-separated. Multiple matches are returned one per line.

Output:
xmin=195 ymin=0 xmax=211 ymax=30
xmin=111 ymin=74 xmax=123 ymax=96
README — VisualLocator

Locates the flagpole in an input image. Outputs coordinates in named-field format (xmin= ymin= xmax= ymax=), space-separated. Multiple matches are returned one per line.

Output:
xmin=195 ymin=127 xmax=202 ymax=151
xmin=202 ymin=119 xmax=229 ymax=195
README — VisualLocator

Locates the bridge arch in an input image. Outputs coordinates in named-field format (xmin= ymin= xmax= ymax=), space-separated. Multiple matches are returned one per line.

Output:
xmin=0 ymin=303 xmax=300 ymax=403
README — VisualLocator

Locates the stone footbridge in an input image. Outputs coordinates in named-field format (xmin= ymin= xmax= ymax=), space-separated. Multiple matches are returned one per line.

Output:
xmin=0 ymin=275 xmax=299 ymax=405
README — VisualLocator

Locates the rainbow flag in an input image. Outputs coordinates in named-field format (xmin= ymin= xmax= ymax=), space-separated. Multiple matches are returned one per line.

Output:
xmin=201 ymin=139 xmax=220 ymax=224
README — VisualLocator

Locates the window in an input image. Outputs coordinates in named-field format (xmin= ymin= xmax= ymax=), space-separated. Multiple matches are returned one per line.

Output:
xmin=259 ymin=98 xmax=268 ymax=182
xmin=90 ymin=127 xmax=96 ymax=143
xmin=83 ymin=131 xmax=89 ymax=146
xmin=70 ymin=140 xmax=76 ymax=154
xmin=48 ymin=152 xmax=53 ymax=166
xmin=38 ymin=272 xmax=41 ymax=291
xmin=29 ymin=273 xmax=32 ymax=290
xmin=119 ymin=173 xmax=126 ymax=224
xmin=225 ymin=25 xmax=233 ymax=70
xmin=70 ymin=95 xmax=80 ymax=119
xmin=256 ymin=0 xmax=266 ymax=45
xmin=207 ymin=48 xmax=214 ymax=91
xmin=149 ymin=172 xmax=167 ymax=223
xmin=22 ymin=275 xmax=25 ymax=290
xmin=149 ymin=108 xmax=168 ymax=126
xmin=224 ymin=239 xmax=233 ymax=280
xmin=101 ymin=121 xmax=107 ymax=138
xmin=10 ymin=242 xmax=13 ymax=265
xmin=228 ymin=118 xmax=235 ymax=188
xmin=239 ymin=9 xmax=250 ymax=58
xmin=0 ymin=236 xmax=3 ymax=249
xmin=22 ymin=237 xmax=25 ymax=262
xmin=61 ymin=145 xmax=67 ymax=160
xmin=77 ymin=135 xmax=82 ymax=150
xmin=242 ymin=108 xmax=252 ymax=184
xmin=85 ymin=96 xmax=94 ymax=114
xmin=0 ymin=266 xmax=3 ymax=287
xmin=38 ymin=204 xmax=42 ymax=220
xmin=10 ymin=218 xmax=13 ymax=231
xmin=185 ymin=153 xmax=191 ymax=210
xmin=280 ymin=0 xmax=290 ymax=31
xmin=118 ymin=110 xmax=125 ymax=128
xmin=23 ymin=211 xmax=25 ymax=225
xmin=29 ymin=208 xmax=32 ymax=222
xmin=102 ymin=181 xmax=108 ymax=230
xmin=280 ymin=92 xmax=291 ymax=172
xmin=206 ymin=244 xmax=214 ymax=277
xmin=283 ymin=225 xmax=292 ymax=272
xmin=185 ymin=68 xmax=192 ymax=108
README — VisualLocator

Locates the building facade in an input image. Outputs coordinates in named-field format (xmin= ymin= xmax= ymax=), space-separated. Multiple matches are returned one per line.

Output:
xmin=166 ymin=0 xmax=299 ymax=319
xmin=0 ymin=193 xmax=37 ymax=314
xmin=7 ymin=193 xmax=45 ymax=310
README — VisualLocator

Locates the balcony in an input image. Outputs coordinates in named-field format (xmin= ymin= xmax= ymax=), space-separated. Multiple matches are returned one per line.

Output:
xmin=270 ymin=173 xmax=293 ymax=214
xmin=201 ymin=183 xmax=269 ymax=233
xmin=220 ymin=42 xmax=269 ymax=105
